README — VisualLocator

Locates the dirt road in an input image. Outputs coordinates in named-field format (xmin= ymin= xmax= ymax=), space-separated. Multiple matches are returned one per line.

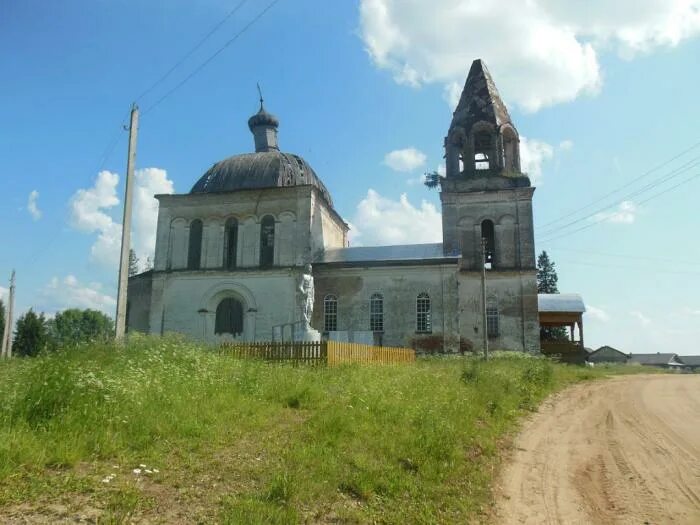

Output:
xmin=495 ymin=374 xmax=700 ymax=524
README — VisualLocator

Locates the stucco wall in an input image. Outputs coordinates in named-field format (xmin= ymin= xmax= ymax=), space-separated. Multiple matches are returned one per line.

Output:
xmin=126 ymin=271 xmax=153 ymax=333
xmin=150 ymin=269 xmax=303 ymax=342
xmin=441 ymin=186 xmax=536 ymax=270
xmin=457 ymin=269 xmax=539 ymax=353
xmin=154 ymin=186 xmax=347 ymax=273
xmin=312 ymin=264 xmax=460 ymax=351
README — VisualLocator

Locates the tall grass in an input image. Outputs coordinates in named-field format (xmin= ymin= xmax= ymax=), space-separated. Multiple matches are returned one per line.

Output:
xmin=0 ymin=336 xmax=632 ymax=523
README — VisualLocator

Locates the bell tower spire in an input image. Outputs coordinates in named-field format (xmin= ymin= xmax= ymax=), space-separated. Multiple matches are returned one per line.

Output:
xmin=445 ymin=59 xmax=522 ymax=177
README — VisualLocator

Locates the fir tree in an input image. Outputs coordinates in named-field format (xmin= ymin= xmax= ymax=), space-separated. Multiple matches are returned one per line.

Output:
xmin=537 ymin=251 xmax=559 ymax=293
xmin=536 ymin=251 xmax=567 ymax=340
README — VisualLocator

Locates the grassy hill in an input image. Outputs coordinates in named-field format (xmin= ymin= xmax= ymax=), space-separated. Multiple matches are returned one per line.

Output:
xmin=0 ymin=336 xmax=631 ymax=523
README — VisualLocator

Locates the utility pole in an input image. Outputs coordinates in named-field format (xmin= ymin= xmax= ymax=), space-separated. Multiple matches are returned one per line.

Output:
xmin=1 ymin=270 xmax=16 ymax=358
xmin=480 ymin=238 xmax=489 ymax=360
xmin=115 ymin=104 xmax=139 ymax=340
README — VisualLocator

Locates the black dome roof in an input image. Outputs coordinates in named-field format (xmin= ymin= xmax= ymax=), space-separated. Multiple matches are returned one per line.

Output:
xmin=190 ymin=150 xmax=334 ymax=207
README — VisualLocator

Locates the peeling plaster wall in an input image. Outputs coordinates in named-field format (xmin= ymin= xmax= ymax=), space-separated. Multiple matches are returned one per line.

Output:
xmin=457 ymin=270 xmax=539 ymax=353
xmin=312 ymin=264 xmax=460 ymax=350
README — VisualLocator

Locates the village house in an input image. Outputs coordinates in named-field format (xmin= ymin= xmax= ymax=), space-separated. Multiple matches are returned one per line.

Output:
xmin=127 ymin=59 xmax=541 ymax=353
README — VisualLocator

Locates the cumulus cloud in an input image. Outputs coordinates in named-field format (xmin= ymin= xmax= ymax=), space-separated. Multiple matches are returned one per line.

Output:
xmin=69 ymin=168 xmax=174 ymax=269
xmin=383 ymin=147 xmax=427 ymax=172
xmin=39 ymin=275 xmax=116 ymax=315
xmin=559 ymin=140 xmax=574 ymax=152
xmin=630 ymin=310 xmax=651 ymax=325
xmin=586 ymin=305 xmax=610 ymax=322
xmin=359 ymin=0 xmax=700 ymax=111
xmin=349 ymin=189 xmax=442 ymax=246
xmin=594 ymin=200 xmax=637 ymax=224
xmin=520 ymin=137 xmax=554 ymax=185
xmin=27 ymin=190 xmax=42 ymax=221
xmin=0 ymin=286 xmax=7 ymax=301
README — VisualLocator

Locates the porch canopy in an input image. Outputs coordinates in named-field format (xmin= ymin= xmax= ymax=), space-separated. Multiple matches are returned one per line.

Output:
xmin=538 ymin=293 xmax=586 ymax=358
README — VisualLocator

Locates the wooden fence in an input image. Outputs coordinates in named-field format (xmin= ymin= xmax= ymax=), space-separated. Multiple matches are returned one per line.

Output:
xmin=219 ymin=341 xmax=415 ymax=366
xmin=326 ymin=341 xmax=415 ymax=365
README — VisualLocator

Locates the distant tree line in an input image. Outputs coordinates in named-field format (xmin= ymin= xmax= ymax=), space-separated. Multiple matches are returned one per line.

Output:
xmin=9 ymin=308 xmax=113 ymax=357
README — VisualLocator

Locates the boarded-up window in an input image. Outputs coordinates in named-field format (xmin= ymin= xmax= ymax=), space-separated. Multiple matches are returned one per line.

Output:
xmin=187 ymin=219 xmax=203 ymax=270
xmin=324 ymin=294 xmax=338 ymax=332
xmin=215 ymin=298 xmax=244 ymax=336
xmin=370 ymin=293 xmax=384 ymax=332
xmin=260 ymin=215 xmax=275 ymax=268
xmin=416 ymin=293 xmax=431 ymax=333
xmin=224 ymin=218 xmax=238 ymax=270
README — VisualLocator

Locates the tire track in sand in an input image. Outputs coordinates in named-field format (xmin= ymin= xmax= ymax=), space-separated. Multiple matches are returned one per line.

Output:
xmin=494 ymin=374 xmax=700 ymax=524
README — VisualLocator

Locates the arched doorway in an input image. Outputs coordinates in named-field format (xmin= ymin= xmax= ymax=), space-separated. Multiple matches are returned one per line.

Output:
xmin=215 ymin=297 xmax=244 ymax=336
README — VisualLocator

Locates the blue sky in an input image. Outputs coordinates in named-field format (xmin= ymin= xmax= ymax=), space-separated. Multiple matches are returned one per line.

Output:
xmin=2 ymin=0 xmax=700 ymax=354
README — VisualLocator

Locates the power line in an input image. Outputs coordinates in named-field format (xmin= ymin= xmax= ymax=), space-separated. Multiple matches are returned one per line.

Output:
xmin=538 ymin=155 xmax=700 ymax=237
xmin=551 ymin=247 xmax=700 ymax=267
xmin=536 ymin=138 xmax=700 ymax=231
xmin=539 ymin=170 xmax=700 ymax=243
xmin=134 ymin=0 xmax=250 ymax=104
xmin=141 ymin=0 xmax=282 ymax=116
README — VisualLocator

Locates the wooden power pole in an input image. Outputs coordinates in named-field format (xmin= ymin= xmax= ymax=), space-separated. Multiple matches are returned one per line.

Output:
xmin=115 ymin=104 xmax=139 ymax=340
xmin=1 ymin=270 xmax=15 ymax=358
xmin=480 ymin=238 xmax=489 ymax=360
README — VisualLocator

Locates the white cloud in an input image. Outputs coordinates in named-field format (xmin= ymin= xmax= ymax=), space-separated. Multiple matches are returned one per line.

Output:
xmin=39 ymin=275 xmax=116 ymax=315
xmin=594 ymin=200 xmax=637 ymax=224
xmin=69 ymin=168 xmax=174 ymax=269
xmin=359 ymin=0 xmax=700 ymax=111
xmin=383 ymin=147 xmax=427 ymax=172
xmin=559 ymin=139 xmax=574 ymax=152
xmin=630 ymin=310 xmax=651 ymax=325
xmin=0 ymin=286 xmax=7 ymax=302
xmin=586 ymin=305 xmax=610 ymax=322
xmin=349 ymin=189 xmax=442 ymax=246
xmin=520 ymin=137 xmax=554 ymax=185
xmin=27 ymin=190 xmax=42 ymax=221
xmin=132 ymin=168 xmax=174 ymax=262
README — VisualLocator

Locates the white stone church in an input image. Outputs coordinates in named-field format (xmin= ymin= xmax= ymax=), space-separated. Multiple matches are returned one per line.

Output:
xmin=127 ymin=59 xmax=540 ymax=353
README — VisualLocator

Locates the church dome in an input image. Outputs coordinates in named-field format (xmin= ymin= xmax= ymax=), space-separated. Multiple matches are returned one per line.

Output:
xmin=247 ymin=106 xmax=279 ymax=130
xmin=190 ymin=98 xmax=334 ymax=207
xmin=190 ymin=150 xmax=334 ymax=207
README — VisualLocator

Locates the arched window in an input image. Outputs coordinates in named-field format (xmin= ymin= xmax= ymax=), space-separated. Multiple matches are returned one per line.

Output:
xmin=486 ymin=298 xmax=499 ymax=338
xmin=474 ymin=131 xmax=492 ymax=170
xmin=370 ymin=293 xmax=384 ymax=332
xmin=215 ymin=297 xmax=244 ymax=336
xmin=187 ymin=219 xmax=203 ymax=270
xmin=259 ymin=215 xmax=275 ymax=268
xmin=224 ymin=218 xmax=238 ymax=270
xmin=481 ymin=219 xmax=495 ymax=268
xmin=416 ymin=293 xmax=431 ymax=334
xmin=324 ymin=294 xmax=338 ymax=332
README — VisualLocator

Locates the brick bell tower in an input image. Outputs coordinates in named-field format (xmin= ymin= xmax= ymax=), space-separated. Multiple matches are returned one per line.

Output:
xmin=440 ymin=59 xmax=539 ymax=352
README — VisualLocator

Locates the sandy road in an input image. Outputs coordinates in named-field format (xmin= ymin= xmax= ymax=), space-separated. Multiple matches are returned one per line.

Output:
xmin=495 ymin=374 xmax=700 ymax=525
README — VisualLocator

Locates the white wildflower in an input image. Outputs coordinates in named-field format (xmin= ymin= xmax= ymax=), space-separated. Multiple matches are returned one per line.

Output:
xmin=132 ymin=468 xmax=142 ymax=475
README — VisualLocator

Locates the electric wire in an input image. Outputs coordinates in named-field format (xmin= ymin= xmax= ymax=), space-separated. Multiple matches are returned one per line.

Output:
xmin=134 ymin=0 xmax=250 ymax=104
xmin=538 ymin=154 xmax=700 ymax=237
xmin=536 ymin=138 xmax=700 ymax=230
xmin=539 ymin=170 xmax=700 ymax=243
xmin=141 ymin=0 xmax=282 ymax=116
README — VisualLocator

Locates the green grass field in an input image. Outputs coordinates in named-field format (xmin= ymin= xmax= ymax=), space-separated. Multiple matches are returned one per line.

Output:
xmin=0 ymin=336 xmax=641 ymax=523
